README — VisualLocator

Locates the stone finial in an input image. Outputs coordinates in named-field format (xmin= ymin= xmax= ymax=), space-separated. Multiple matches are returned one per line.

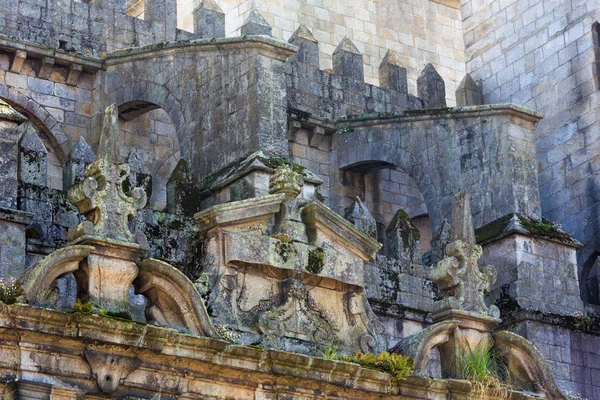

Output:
xmin=456 ymin=73 xmax=483 ymax=106
xmin=345 ymin=197 xmax=377 ymax=239
xmin=379 ymin=49 xmax=407 ymax=96
xmin=268 ymin=165 xmax=303 ymax=199
xmin=450 ymin=191 xmax=476 ymax=244
xmin=333 ymin=37 xmax=364 ymax=82
xmin=241 ymin=9 xmax=272 ymax=36
xmin=386 ymin=208 xmax=421 ymax=265
xmin=417 ymin=63 xmax=446 ymax=108
xmin=67 ymin=104 xmax=147 ymax=246
xmin=63 ymin=136 xmax=96 ymax=188
xmin=193 ymin=0 xmax=225 ymax=38
xmin=430 ymin=192 xmax=498 ymax=316
xmin=19 ymin=124 xmax=48 ymax=187
xmin=288 ymin=24 xmax=319 ymax=67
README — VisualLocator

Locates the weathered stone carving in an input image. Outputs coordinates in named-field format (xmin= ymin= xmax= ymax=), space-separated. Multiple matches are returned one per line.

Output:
xmin=258 ymin=279 xmax=333 ymax=347
xmin=19 ymin=105 xmax=218 ymax=339
xmin=392 ymin=191 xmax=570 ymax=399
xmin=345 ymin=196 xmax=377 ymax=239
xmin=430 ymin=192 xmax=498 ymax=317
xmin=84 ymin=350 xmax=141 ymax=393
xmin=67 ymin=104 xmax=147 ymax=246
xmin=134 ymin=258 xmax=219 ymax=337
xmin=385 ymin=208 xmax=421 ymax=265
xmin=195 ymin=165 xmax=384 ymax=354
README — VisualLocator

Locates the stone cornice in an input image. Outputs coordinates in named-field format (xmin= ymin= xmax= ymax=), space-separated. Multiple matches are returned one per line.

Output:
xmin=0 ymin=35 xmax=104 ymax=71
xmin=103 ymin=35 xmax=298 ymax=66
xmin=338 ymin=104 xmax=543 ymax=128
xmin=0 ymin=303 xmax=541 ymax=399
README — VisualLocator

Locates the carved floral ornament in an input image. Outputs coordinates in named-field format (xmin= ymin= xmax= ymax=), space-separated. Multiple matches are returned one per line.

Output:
xmin=17 ymin=104 xmax=220 ymax=394
xmin=393 ymin=192 xmax=570 ymax=400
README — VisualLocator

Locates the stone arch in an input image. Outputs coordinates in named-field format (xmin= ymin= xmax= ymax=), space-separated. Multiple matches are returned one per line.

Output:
xmin=336 ymin=140 xmax=444 ymax=239
xmin=0 ymin=93 xmax=70 ymax=161
xmin=0 ymin=95 xmax=68 ymax=190
xmin=113 ymin=98 xmax=181 ymax=210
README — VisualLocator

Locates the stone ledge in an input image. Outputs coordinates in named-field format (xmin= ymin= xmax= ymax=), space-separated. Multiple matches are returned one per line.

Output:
xmin=104 ymin=35 xmax=298 ymax=65
xmin=0 ymin=303 xmax=545 ymax=399
xmin=0 ymin=35 xmax=104 ymax=71
xmin=338 ymin=104 xmax=543 ymax=127
xmin=476 ymin=213 xmax=581 ymax=248
xmin=0 ymin=207 xmax=33 ymax=226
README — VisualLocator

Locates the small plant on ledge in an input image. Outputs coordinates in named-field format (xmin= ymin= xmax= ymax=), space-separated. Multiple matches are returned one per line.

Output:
xmin=455 ymin=341 xmax=512 ymax=399
xmin=272 ymin=233 xmax=293 ymax=243
xmin=307 ymin=247 xmax=325 ymax=274
xmin=341 ymin=351 xmax=414 ymax=382
xmin=572 ymin=311 xmax=597 ymax=331
xmin=0 ymin=278 xmax=23 ymax=305
xmin=318 ymin=339 xmax=340 ymax=360
xmin=71 ymin=298 xmax=94 ymax=314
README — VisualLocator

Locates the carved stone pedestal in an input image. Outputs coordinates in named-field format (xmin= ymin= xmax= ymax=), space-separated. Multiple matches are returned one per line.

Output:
xmin=71 ymin=237 xmax=144 ymax=315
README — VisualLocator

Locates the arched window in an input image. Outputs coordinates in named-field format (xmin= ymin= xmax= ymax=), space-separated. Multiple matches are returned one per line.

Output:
xmin=593 ymin=22 xmax=600 ymax=89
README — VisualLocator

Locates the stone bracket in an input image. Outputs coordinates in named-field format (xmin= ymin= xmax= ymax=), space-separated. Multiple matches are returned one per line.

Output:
xmin=10 ymin=50 xmax=26 ymax=73
xmin=66 ymin=64 xmax=82 ymax=86
xmin=37 ymin=57 xmax=55 ymax=80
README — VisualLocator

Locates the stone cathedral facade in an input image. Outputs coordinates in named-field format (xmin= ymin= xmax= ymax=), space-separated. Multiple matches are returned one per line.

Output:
xmin=0 ymin=0 xmax=599 ymax=398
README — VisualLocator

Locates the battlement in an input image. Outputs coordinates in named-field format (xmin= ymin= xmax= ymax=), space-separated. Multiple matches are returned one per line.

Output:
xmin=3 ymin=0 xmax=466 ymax=104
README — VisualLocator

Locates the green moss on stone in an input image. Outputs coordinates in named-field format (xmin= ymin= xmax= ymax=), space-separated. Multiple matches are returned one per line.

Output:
xmin=307 ymin=247 xmax=325 ymax=274
xmin=258 ymin=156 xmax=307 ymax=176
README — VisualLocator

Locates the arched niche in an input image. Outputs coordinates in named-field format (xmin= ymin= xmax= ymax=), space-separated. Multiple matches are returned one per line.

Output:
xmin=340 ymin=161 xmax=433 ymax=258
xmin=1 ymin=97 xmax=65 ymax=191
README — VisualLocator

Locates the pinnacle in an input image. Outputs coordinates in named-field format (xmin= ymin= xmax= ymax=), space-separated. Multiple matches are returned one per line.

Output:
xmin=381 ymin=49 xmax=403 ymax=67
xmin=193 ymin=0 xmax=224 ymax=14
xmin=243 ymin=9 xmax=270 ymax=28
xmin=69 ymin=136 xmax=96 ymax=162
xmin=333 ymin=37 xmax=360 ymax=55
xmin=289 ymin=24 xmax=317 ymax=43
xmin=450 ymin=191 xmax=476 ymax=244
xmin=457 ymin=73 xmax=478 ymax=90
xmin=97 ymin=103 xmax=120 ymax=164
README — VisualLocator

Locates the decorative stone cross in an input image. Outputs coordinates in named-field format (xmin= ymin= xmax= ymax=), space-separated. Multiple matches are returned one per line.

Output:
xmin=430 ymin=192 xmax=498 ymax=316
xmin=67 ymin=104 xmax=147 ymax=245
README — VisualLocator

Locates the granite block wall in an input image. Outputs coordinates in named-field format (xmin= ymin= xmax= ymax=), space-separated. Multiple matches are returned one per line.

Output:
xmin=216 ymin=0 xmax=466 ymax=103
xmin=460 ymin=0 xmax=600 ymax=296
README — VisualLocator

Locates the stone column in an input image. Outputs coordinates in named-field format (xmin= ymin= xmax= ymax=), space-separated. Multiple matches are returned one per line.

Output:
xmin=0 ymin=102 xmax=33 ymax=278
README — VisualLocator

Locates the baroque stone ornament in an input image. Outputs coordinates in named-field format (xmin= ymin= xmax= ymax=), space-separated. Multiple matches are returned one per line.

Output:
xmin=268 ymin=164 xmax=304 ymax=199
xmin=67 ymin=104 xmax=147 ymax=246
xmin=430 ymin=192 xmax=498 ymax=316
xmin=258 ymin=279 xmax=333 ymax=346
xmin=195 ymin=167 xmax=384 ymax=355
